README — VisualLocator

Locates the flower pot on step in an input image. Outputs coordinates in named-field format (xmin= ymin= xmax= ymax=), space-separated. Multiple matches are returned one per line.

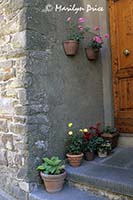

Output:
xmin=66 ymin=153 xmax=83 ymax=167
xmin=63 ymin=40 xmax=79 ymax=56
xmin=84 ymin=151 xmax=95 ymax=161
xmin=85 ymin=47 xmax=99 ymax=60
xmin=101 ymin=132 xmax=119 ymax=149
xmin=98 ymin=151 xmax=107 ymax=158
xmin=40 ymin=171 xmax=66 ymax=193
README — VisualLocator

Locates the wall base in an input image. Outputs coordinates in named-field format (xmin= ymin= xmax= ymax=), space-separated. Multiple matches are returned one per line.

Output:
xmin=118 ymin=134 xmax=133 ymax=147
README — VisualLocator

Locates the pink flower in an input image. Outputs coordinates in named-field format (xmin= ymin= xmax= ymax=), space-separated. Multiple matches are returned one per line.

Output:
xmin=104 ymin=33 xmax=110 ymax=39
xmin=78 ymin=18 xmax=85 ymax=23
xmin=67 ymin=17 xmax=71 ymax=22
xmin=78 ymin=25 xmax=84 ymax=31
xmin=94 ymin=26 xmax=100 ymax=31
xmin=93 ymin=36 xmax=103 ymax=44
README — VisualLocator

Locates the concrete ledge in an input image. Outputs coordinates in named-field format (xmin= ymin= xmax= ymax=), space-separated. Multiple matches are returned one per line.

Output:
xmin=118 ymin=135 xmax=133 ymax=147
xmin=66 ymin=161 xmax=133 ymax=197
xmin=29 ymin=185 xmax=108 ymax=200
xmin=0 ymin=189 xmax=17 ymax=200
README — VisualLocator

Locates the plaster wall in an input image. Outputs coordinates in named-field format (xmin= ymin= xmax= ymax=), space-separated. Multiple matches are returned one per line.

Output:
xmin=0 ymin=0 xmax=106 ymax=198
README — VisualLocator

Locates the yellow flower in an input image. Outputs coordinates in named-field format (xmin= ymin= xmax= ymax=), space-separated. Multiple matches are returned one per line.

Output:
xmin=68 ymin=131 xmax=73 ymax=135
xmin=83 ymin=128 xmax=88 ymax=133
xmin=68 ymin=123 xmax=73 ymax=128
xmin=79 ymin=129 xmax=83 ymax=132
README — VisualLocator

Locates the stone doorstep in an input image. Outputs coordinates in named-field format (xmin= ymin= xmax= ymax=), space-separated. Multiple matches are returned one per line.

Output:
xmin=0 ymin=189 xmax=17 ymax=200
xmin=66 ymin=161 xmax=133 ymax=198
xmin=29 ymin=185 xmax=108 ymax=200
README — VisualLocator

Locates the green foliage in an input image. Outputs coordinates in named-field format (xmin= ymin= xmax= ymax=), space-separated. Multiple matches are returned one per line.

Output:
xmin=66 ymin=18 xmax=90 ymax=41
xmin=101 ymin=126 xmax=117 ymax=134
xmin=67 ymin=133 xmax=83 ymax=155
xmin=83 ymin=136 xmax=98 ymax=153
xmin=96 ymin=137 xmax=111 ymax=153
xmin=37 ymin=156 xmax=65 ymax=175
xmin=67 ymin=26 xmax=90 ymax=41
xmin=87 ymin=40 xmax=103 ymax=50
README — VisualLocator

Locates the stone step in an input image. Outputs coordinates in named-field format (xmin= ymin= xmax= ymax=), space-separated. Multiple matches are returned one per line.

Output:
xmin=29 ymin=185 xmax=108 ymax=200
xmin=0 ymin=189 xmax=17 ymax=200
xmin=66 ymin=160 xmax=133 ymax=198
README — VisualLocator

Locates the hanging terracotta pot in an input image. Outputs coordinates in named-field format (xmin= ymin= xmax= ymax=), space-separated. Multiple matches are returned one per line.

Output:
xmin=84 ymin=151 xmax=95 ymax=161
xmin=63 ymin=40 xmax=79 ymax=56
xmin=66 ymin=153 xmax=83 ymax=167
xmin=85 ymin=47 xmax=99 ymax=60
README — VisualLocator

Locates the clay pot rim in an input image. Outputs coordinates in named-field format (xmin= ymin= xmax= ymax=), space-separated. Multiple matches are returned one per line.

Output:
xmin=85 ymin=47 xmax=99 ymax=52
xmin=40 ymin=170 xmax=66 ymax=178
xmin=101 ymin=132 xmax=119 ymax=138
xmin=63 ymin=40 xmax=79 ymax=43
xmin=66 ymin=153 xmax=83 ymax=157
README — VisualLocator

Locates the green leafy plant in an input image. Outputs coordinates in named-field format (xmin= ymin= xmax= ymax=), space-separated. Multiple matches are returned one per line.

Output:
xmin=66 ymin=17 xmax=90 ymax=41
xmin=37 ymin=156 xmax=65 ymax=175
xmin=66 ymin=123 xmax=84 ymax=155
xmin=83 ymin=136 xmax=98 ymax=153
xmin=96 ymin=137 xmax=111 ymax=153
xmin=101 ymin=126 xmax=117 ymax=134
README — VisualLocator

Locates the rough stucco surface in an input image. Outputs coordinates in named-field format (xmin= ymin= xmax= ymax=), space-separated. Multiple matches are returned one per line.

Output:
xmin=0 ymin=0 xmax=104 ymax=199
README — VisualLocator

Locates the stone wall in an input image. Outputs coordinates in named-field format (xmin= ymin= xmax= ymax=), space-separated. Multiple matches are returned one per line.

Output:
xmin=0 ymin=0 xmax=104 ymax=199
xmin=0 ymin=0 xmax=29 ymax=199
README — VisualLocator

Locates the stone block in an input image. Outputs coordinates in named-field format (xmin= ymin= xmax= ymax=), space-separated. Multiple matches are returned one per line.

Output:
xmin=11 ymin=31 xmax=26 ymax=49
xmin=9 ymin=122 xmax=27 ymax=134
xmin=6 ymin=151 xmax=24 ymax=167
xmin=14 ymin=115 xmax=27 ymax=124
xmin=19 ymin=181 xmax=29 ymax=192
xmin=0 ymin=98 xmax=13 ymax=114
xmin=11 ymin=185 xmax=29 ymax=200
xmin=0 ymin=149 xmax=7 ymax=166
xmin=17 ymin=167 xmax=28 ymax=179
xmin=15 ymin=104 xmax=49 ymax=117
xmin=0 ymin=68 xmax=15 ymax=81
xmin=9 ymin=73 xmax=32 ymax=89
xmin=0 ymin=60 xmax=13 ymax=69
xmin=2 ymin=134 xmax=14 ymax=150
xmin=0 ymin=119 xmax=8 ymax=132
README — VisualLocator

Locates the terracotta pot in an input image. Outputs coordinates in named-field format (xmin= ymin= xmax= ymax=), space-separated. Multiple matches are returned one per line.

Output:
xmin=63 ymin=40 xmax=79 ymax=56
xmin=40 ymin=171 xmax=66 ymax=193
xmin=66 ymin=153 xmax=83 ymax=167
xmin=101 ymin=132 xmax=119 ymax=149
xmin=98 ymin=151 xmax=107 ymax=158
xmin=84 ymin=151 xmax=95 ymax=161
xmin=85 ymin=47 xmax=99 ymax=60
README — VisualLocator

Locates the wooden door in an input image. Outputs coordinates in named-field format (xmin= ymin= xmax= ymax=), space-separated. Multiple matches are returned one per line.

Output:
xmin=109 ymin=0 xmax=133 ymax=133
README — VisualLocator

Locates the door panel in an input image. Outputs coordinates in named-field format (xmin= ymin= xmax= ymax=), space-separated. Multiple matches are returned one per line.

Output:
xmin=109 ymin=0 xmax=133 ymax=133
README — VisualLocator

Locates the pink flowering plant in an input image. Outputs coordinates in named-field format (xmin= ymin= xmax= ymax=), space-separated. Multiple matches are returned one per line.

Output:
xmin=87 ymin=26 xmax=109 ymax=51
xmin=66 ymin=17 xmax=90 ymax=41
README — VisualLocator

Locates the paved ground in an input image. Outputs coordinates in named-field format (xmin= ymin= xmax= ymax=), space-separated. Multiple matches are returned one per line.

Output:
xmin=29 ymin=185 xmax=108 ymax=200
xmin=1 ymin=148 xmax=133 ymax=200
xmin=67 ymin=148 xmax=133 ymax=197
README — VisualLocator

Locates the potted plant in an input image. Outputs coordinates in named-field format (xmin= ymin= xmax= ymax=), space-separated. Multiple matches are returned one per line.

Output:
xmin=83 ymin=136 xmax=98 ymax=161
xmin=101 ymin=125 xmax=119 ymax=149
xmin=85 ymin=26 xmax=109 ymax=60
xmin=96 ymin=137 xmax=111 ymax=158
xmin=37 ymin=156 xmax=66 ymax=193
xmin=80 ymin=123 xmax=102 ymax=160
xmin=66 ymin=123 xmax=84 ymax=167
xmin=63 ymin=17 xmax=90 ymax=56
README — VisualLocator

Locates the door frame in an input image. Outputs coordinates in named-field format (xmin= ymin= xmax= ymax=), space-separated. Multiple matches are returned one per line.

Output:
xmin=99 ymin=0 xmax=114 ymax=126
